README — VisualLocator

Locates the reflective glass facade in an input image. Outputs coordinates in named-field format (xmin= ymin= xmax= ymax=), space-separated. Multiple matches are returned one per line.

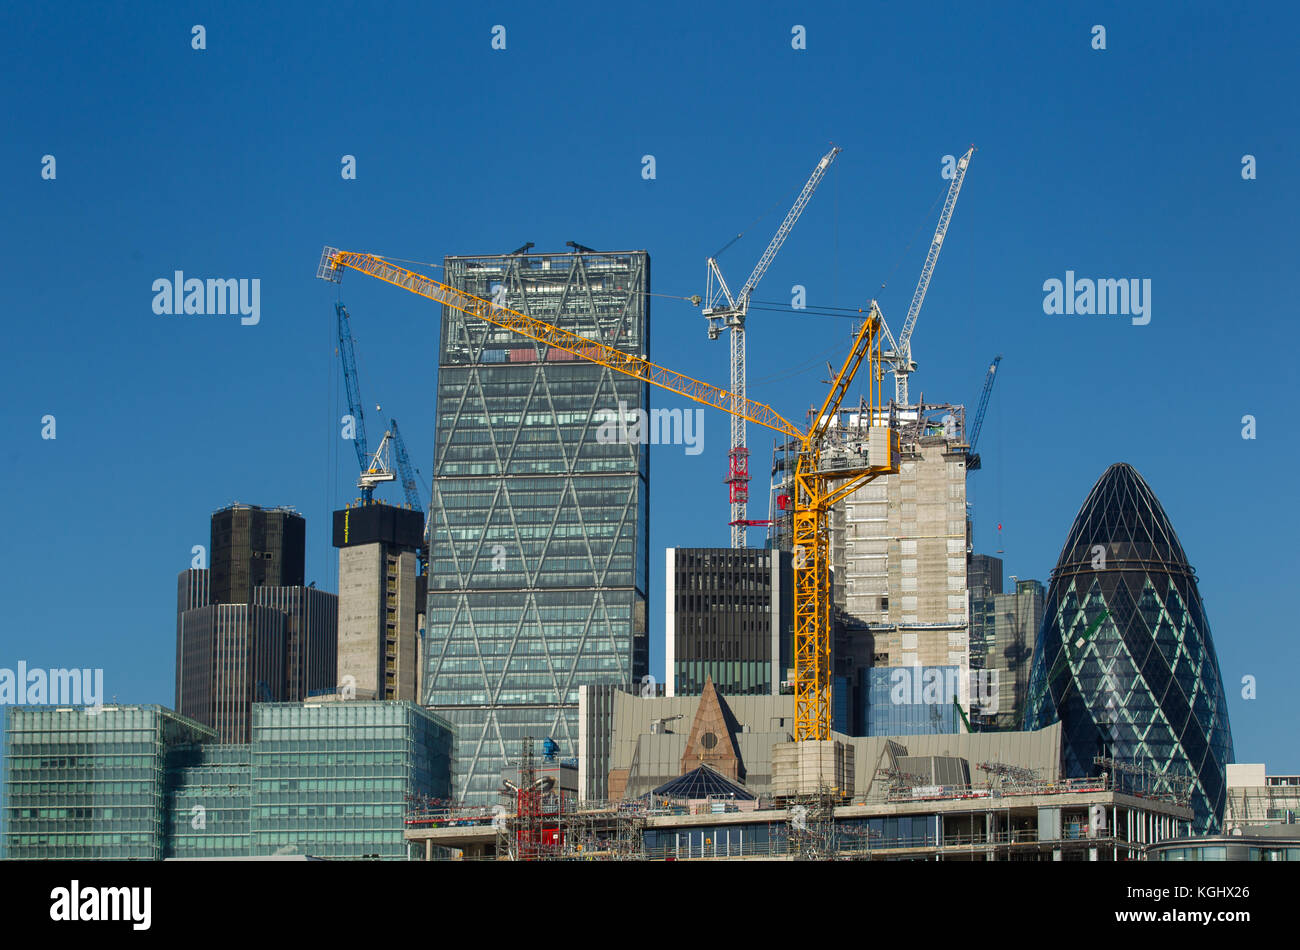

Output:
xmin=165 ymin=743 xmax=251 ymax=858
xmin=667 ymin=548 xmax=792 ymax=697
xmin=1024 ymin=463 xmax=1234 ymax=833
xmin=862 ymin=666 xmax=960 ymax=736
xmin=2 ymin=705 xmax=214 ymax=859
xmin=250 ymin=702 xmax=452 ymax=859
xmin=3 ymin=702 xmax=452 ymax=860
xmin=426 ymin=251 xmax=650 ymax=805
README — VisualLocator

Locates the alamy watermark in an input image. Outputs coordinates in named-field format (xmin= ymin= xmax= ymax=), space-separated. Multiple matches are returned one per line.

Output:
xmin=152 ymin=272 xmax=260 ymax=325
xmin=1042 ymin=271 xmax=1150 ymax=326
xmin=1 ymin=662 xmax=103 ymax=707
xmin=595 ymin=401 xmax=703 ymax=455
xmin=890 ymin=667 xmax=999 ymax=714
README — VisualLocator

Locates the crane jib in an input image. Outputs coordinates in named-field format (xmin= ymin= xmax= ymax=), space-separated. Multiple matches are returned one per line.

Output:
xmin=329 ymin=250 xmax=804 ymax=441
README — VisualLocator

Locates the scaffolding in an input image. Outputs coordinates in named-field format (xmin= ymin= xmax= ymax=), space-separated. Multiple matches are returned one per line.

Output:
xmin=1094 ymin=756 xmax=1193 ymax=806
xmin=876 ymin=765 xmax=931 ymax=802
xmin=978 ymin=760 xmax=1040 ymax=791
xmin=787 ymin=787 xmax=839 ymax=860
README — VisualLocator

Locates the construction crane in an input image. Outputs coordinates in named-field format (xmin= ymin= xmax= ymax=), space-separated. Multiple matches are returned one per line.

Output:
xmin=704 ymin=146 xmax=841 ymax=548
xmin=878 ymin=146 xmax=975 ymax=406
xmin=389 ymin=417 xmax=431 ymax=572
xmin=336 ymin=302 xmax=428 ymax=553
xmin=965 ymin=354 xmax=1002 ymax=470
xmin=317 ymin=247 xmax=898 ymax=742
xmin=336 ymin=302 xmax=393 ymax=502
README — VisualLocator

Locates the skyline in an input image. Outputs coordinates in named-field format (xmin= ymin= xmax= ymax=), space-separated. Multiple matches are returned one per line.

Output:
xmin=2 ymin=1 xmax=1297 ymax=773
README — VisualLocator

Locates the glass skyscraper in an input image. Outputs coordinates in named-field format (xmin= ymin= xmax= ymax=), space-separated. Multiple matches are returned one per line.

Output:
xmin=425 ymin=249 xmax=650 ymax=805
xmin=1024 ymin=463 xmax=1234 ymax=833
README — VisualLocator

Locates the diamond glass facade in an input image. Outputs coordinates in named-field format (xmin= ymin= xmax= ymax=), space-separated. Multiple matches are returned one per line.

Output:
xmin=426 ymin=251 xmax=650 ymax=805
xmin=1024 ymin=463 xmax=1234 ymax=833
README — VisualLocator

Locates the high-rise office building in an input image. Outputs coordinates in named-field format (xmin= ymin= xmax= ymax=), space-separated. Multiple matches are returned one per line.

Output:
xmin=1024 ymin=462 xmax=1234 ymax=833
xmin=210 ymin=503 xmax=305 ymax=605
xmin=253 ymin=585 xmax=339 ymax=702
xmin=665 ymin=547 xmax=792 ymax=697
xmin=966 ymin=553 xmax=1002 ymax=677
xmin=967 ymin=556 xmax=1043 ymax=730
xmin=177 ymin=504 xmax=336 ymax=741
xmin=177 ymin=603 xmax=286 ymax=742
xmin=425 ymin=248 xmax=650 ymax=805
xmin=333 ymin=503 xmax=424 ymax=702
xmin=175 ymin=568 xmax=210 ymax=709
xmin=990 ymin=579 xmax=1044 ymax=730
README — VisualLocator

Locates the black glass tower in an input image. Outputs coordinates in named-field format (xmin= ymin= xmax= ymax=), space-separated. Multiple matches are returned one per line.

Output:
xmin=1024 ymin=463 xmax=1234 ymax=832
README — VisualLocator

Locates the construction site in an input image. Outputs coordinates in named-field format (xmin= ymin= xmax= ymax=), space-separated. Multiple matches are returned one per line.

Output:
xmin=310 ymin=142 xmax=1222 ymax=859
xmin=401 ymin=737 xmax=1193 ymax=861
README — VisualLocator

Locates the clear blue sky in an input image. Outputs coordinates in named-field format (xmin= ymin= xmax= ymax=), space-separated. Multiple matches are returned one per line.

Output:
xmin=2 ymin=1 xmax=1296 ymax=770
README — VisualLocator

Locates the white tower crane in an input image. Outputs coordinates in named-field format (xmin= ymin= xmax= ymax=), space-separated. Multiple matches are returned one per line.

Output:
xmin=704 ymin=145 xmax=841 ymax=548
xmin=880 ymin=145 xmax=975 ymax=406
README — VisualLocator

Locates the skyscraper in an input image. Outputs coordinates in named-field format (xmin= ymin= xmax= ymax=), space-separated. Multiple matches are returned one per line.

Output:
xmin=253 ymin=585 xmax=339 ymax=702
xmin=991 ymin=578 xmax=1043 ymax=730
xmin=177 ymin=504 xmax=335 ymax=741
xmin=1024 ymin=463 xmax=1234 ymax=832
xmin=425 ymin=248 xmax=650 ymax=805
xmin=210 ymin=504 xmax=305 ymax=605
xmin=177 ymin=603 xmax=286 ymax=742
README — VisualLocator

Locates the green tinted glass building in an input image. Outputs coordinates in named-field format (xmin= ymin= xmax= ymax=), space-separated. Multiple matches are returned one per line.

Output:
xmin=3 ymin=705 xmax=214 ymax=860
xmin=3 ymin=701 xmax=452 ymax=860
xmin=165 ymin=743 xmax=252 ymax=858
xmin=426 ymin=250 xmax=651 ymax=805
xmin=250 ymin=701 xmax=452 ymax=859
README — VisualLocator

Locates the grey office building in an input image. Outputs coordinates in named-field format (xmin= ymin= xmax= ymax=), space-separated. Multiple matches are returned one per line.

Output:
xmin=177 ymin=604 xmax=286 ymax=743
xmin=425 ymin=248 xmax=650 ymax=805
xmin=967 ymin=554 xmax=1043 ymax=730
xmin=967 ymin=553 xmax=1003 ymax=675
xmin=665 ymin=548 xmax=792 ymax=698
xmin=175 ymin=568 xmax=210 ymax=710
xmin=253 ymin=585 xmax=339 ymax=703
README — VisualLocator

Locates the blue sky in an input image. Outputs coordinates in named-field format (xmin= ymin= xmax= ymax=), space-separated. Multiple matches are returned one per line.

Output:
xmin=1 ymin=1 xmax=1296 ymax=770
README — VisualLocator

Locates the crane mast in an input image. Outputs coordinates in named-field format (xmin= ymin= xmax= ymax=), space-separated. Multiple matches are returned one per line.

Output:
xmin=317 ymin=247 xmax=898 ymax=742
xmin=704 ymin=146 xmax=841 ymax=547
xmin=885 ymin=145 xmax=974 ymax=405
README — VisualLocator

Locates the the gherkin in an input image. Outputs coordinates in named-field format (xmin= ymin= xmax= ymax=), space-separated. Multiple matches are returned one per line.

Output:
xmin=1024 ymin=463 xmax=1234 ymax=833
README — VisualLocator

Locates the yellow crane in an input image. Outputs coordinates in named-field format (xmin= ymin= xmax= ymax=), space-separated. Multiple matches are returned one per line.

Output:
xmin=317 ymin=247 xmax=899 ymax=741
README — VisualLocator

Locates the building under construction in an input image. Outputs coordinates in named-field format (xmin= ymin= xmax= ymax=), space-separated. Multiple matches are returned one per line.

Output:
xmin=405 ymin=735 xmax=1193 ymax=861
xmin=769 ymin=401 xmax=976 ymax=725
